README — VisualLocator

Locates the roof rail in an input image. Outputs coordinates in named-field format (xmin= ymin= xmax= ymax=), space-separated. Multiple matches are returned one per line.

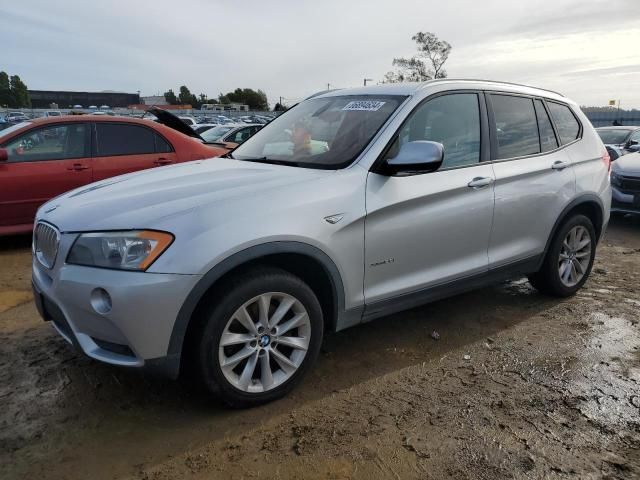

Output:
xmin=422 ymin=78 xmax=565 ymax=97
xmin=305 ymin=88 xmax=343 ymax=100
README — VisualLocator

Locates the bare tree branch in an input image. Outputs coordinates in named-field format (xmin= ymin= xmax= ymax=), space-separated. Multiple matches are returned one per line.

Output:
xmin=382 ymin=31 xmax=452 ymax=83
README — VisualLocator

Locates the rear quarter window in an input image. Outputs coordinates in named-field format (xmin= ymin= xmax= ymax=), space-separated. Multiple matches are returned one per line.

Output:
xmin=154 ymin=133 xmax=173 ymax=153
xmin=95 ymin=123 xmax=155 ymax=156
xmin=546 ymin=102 xmax=581 ymax=145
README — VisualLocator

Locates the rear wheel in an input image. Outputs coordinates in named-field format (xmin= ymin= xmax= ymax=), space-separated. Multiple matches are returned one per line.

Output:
xmin=196 ymin=268 xmax=323 ymax=407
xmin=528 ymin=214 xmax=596 ymax=297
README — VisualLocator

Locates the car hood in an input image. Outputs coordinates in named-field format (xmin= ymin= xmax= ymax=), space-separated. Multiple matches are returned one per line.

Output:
xmin=145 ymin=107 xmax=203 ymax=141
xmin=613 ymin=152 xmax=640 ymax=175
xmin=39 ymin=159 xmax=334 ymax=231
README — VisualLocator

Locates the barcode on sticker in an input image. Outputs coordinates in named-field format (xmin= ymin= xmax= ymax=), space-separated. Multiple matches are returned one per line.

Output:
xmin=342 ymin=101 xmax=386 ymax=112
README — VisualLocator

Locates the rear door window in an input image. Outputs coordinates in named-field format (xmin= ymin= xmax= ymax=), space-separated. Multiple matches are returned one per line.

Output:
xmin=489 ymin=94 xmax=540 ymax=159
xmin=546 ymin=102 xmax=581 ymax=145
xmin=95 ymin=123 xmax=155 ymax=156
xmin=534 ymin=100 xmax=559 ymax=152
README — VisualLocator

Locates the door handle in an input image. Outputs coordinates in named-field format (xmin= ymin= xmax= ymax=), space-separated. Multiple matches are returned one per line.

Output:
xmin=551 ymin=160 xmax=569 ymax=170
xmin=153 ymin=157 xmax=173 ymax=166
xmin=67 ymin=163 xmax=89 ymax=171
xmin=467 ymin=177 xmax=494 ymax=189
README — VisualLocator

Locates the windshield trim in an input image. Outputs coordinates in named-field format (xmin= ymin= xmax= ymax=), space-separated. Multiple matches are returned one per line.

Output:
xmin=231 ymin=94 xmax=409 ymax=170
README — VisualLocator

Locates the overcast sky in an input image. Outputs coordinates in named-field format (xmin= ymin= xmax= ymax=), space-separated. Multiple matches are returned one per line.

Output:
xmin=2 ymin=0 xmax=639 ymax=108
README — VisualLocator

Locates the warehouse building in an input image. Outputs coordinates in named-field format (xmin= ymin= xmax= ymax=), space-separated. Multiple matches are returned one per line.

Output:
xmin=28 ymin=90 xmax=140 ymax=108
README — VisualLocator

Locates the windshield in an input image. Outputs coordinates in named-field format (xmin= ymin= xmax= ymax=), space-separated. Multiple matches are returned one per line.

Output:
xmin=201 ymin=125 xmax=236 ymax=142
xmin=0 ymin=122 xmax=31 ymax=140
xmin=230 ymin=95 xmax=406 ymax=168
xmin=597 ymin=129 xmax=632 ymax=145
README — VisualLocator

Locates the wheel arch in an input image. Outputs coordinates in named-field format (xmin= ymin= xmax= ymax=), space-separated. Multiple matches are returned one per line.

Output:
xmin=541 ymin=194 xmax=605 ymax=265
xmin=166 ymin=242 xmax=347 ymax=378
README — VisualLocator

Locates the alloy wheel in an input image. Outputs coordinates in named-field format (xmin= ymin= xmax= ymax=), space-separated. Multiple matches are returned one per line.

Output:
xmin=218 ymin=292 xmax=311 ymax=393
xmin=558 ymin=225 xmax=592 ymax=287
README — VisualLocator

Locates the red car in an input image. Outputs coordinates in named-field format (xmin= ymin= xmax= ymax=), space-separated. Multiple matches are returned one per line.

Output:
xmin=0 ymin=113 xmax=226 ymax=235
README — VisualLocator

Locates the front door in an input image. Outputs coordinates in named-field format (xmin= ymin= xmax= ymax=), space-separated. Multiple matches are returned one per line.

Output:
xmin=364 ymin=92 xmax=495 ymax=306
xmin=0 ymin=122 xmax=92 ymax=228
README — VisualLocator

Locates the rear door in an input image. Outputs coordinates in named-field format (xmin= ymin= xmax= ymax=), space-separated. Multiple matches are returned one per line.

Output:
xmin=487 ymin=93 xmax=576 ymax=267
xmin=0 ymin=122 xmax=91 ymax=227
xmin=92 ymin=122 xmax=178 ymax=181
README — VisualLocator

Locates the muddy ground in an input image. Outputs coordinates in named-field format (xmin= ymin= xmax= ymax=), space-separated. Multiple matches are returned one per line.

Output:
xmin=1 ymin=216 xmax=639 ymax=480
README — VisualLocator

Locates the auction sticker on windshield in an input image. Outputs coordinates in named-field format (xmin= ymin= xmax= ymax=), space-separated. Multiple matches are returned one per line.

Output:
xmin=342 ymin=100 xmax=386 ymax=111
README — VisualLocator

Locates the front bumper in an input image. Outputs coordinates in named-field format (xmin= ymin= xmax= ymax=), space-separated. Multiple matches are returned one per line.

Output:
xmin=32 ymin=230 xmax=200 ymax=377
xmin=611 ymin=186 xmax=640 ymax=214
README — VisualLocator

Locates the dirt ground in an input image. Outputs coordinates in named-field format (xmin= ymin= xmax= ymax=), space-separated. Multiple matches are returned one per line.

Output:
xmin=1 ymin=216 xmax=639 ymax=480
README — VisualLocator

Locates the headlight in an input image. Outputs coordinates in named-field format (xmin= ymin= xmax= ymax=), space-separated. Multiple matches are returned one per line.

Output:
xmin=67 ymin=230 xmax=173 ymax=271
xmin=610 ymin=171 xmax=621 ymax=187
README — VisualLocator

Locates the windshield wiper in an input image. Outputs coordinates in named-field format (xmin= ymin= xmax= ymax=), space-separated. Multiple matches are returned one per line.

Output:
xmin=238 ymin=157 xmax=301 ymax=167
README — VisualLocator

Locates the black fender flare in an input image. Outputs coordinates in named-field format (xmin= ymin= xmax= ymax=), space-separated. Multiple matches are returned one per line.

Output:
xmin=163 ymin=241 xmax=346 ymax=377
xmin=538 ymin=193 xmax=605 ymax=269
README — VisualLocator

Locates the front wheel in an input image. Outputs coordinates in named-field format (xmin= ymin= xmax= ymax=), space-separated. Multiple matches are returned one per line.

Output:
xmin=528 ymin=214 xmax=596 ymax=297
xmin=196 ymin=268 xmax=323 ymax=407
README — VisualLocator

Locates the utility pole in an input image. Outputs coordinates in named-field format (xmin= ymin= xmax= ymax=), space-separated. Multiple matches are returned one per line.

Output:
xmin=327 ymin=83 xmax=331 ymax=90
xmin=364 ymin=78 xmax=373 ymax=86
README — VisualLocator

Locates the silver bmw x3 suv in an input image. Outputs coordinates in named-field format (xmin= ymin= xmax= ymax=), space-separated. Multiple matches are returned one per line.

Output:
xmin=32 ymin=80 xmax=611 ymax=406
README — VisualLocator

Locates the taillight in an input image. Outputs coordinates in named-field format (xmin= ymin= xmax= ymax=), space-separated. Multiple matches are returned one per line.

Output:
xmin=602 ymin=150 xmax=611 ymax=172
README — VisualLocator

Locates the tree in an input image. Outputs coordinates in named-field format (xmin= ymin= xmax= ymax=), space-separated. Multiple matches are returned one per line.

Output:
xmin=219 ymin=88 xmax=268 ymax=110
xmin=0 ymin=72 xmax=10 ymax=107
xmin=164 ymin=89 xmax=178 ymax=105
xmin=0 ymin=73 xmax=30 ymax=108
xmin=384 ymin=31 xmax=452 ymax=83
xmin=178 ymin=85 xmax=197 ymax=107
xmin=10 ymin=75 xmax=31 ymax=108
xmin=273 ymin=102 xmax=287 ymax=112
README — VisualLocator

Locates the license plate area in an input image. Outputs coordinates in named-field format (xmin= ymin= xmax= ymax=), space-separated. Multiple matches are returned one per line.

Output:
xmin=32 ymin=282 xmax=50 ymax=322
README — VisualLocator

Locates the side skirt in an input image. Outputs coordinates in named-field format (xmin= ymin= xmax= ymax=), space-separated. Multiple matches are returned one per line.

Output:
xmin=361 ymin=255 xmax=542 ymax=323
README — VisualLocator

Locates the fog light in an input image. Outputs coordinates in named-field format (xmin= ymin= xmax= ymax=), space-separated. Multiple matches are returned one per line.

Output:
xmin=90 ymin=288 xmax=112 ymax=314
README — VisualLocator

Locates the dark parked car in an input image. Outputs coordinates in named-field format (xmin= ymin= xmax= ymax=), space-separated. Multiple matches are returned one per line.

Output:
xmin=610 ymin=152 xmax=640 ymax=214
xmin=596 ymin=126 xmax=640 ymax=159
xmin=0 ymin=114 xmax=226 ymax=235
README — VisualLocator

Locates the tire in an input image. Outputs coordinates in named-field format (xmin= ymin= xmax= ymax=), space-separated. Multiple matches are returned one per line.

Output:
xmin=528 ymin=214 xmax=596 ymax=297
xmin=195 ymin=267 xmax=323 ymax=407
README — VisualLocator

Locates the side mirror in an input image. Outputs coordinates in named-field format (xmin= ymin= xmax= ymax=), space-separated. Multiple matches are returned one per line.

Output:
xmin=606 ymin=146 xmax=620 ymax=161
xmin=626 ymin=140 xmax=640 ymax=152
xmin=384 ymin=141 xmax=444 ymax=175
xmin=0 ymin=148 xmax=8 ymax=162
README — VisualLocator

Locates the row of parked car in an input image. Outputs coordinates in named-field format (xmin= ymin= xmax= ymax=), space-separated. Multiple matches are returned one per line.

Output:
xmin=595 ymin=126 xmax=640 ymax=216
